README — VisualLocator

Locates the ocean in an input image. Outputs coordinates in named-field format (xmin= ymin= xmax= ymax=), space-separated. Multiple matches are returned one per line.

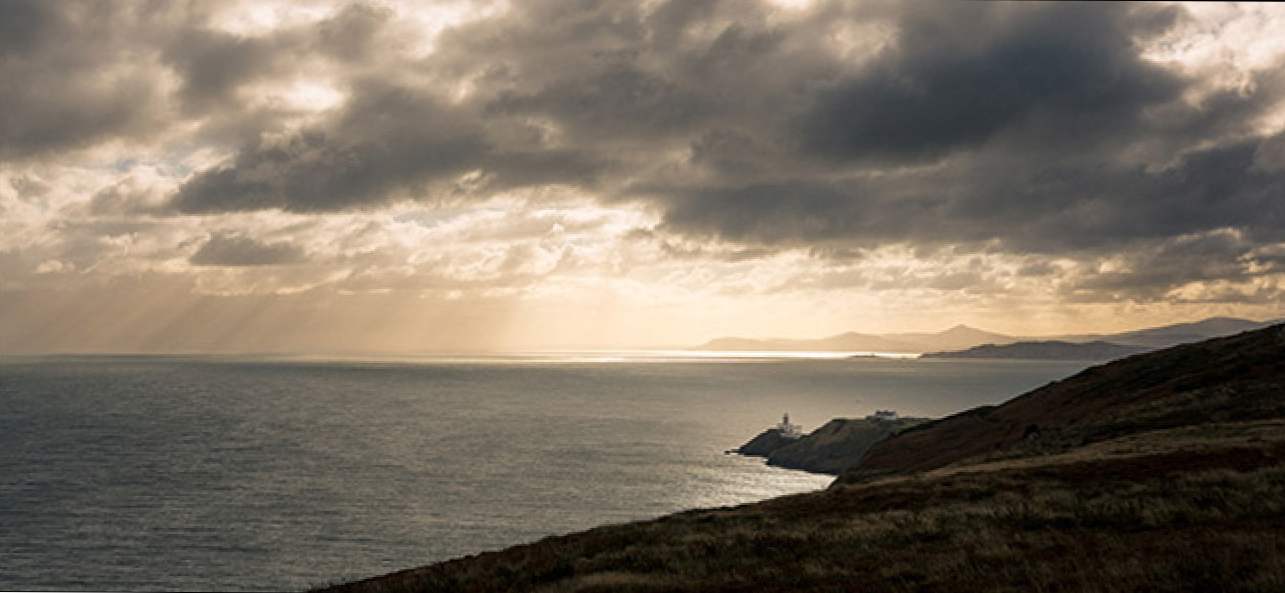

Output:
xmin=0 ymin=354 xmax=1090 ymax=591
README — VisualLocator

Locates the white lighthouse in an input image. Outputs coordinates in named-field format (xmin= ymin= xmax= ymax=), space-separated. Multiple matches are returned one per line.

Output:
xmin=776 ymin=412 xmax=804 ymax=439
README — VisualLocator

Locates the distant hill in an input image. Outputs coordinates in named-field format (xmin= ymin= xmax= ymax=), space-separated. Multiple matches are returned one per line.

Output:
xmin=1104 ymin=316 xmax=1282 ymax=348
xmin=837 ymin=322 xmax=1285 ymax=484
xmin=695 ymin=316 xmax=1280 ymax=353
xmin=1037 ymin=316 xmax=1281 ymax=349
xmin=882 ymin=324 xmax=1016 ymax=351
xmin=695 ymin=325 xmax=1011 ymax=353
xmin=697 ymin=332 xmax=921 ymax=352
xmin=921 ymin=340 xmax=1149 ymax=361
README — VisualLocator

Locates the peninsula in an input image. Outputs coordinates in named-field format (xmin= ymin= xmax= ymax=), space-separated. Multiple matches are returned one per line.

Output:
xmin=733 ymin=411 xmax=929 ymax=474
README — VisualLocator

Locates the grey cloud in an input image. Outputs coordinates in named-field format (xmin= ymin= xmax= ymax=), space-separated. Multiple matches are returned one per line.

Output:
xmin=798 ymin=3 xmax=1184 ymax=162
xmin=0 ymin=1 xmax=409 ymax=160
xmin=161 ymin=3 xmax=398 ymax=114
xmin=688 ymin=128 xmax=784 ymax=179
xmin=1060 ymin=230 xmax=1281 ymax=303
xmin=1015 ymin=260 xmax=1057 ymax=278
xmin=170 ymin=83 xmax=491 ymax=213
xmin=189 ymin=233 xmax=307 ymax=267
xmin=169 ymin=80 xmax=608 ymax=213
xmin=315 ymin=3 xmax=394 ymax=61
xmin=162 ymin=28 xmax=290 ymax=114
xmin=487 ymin=62 xmax=714 ymax=141
xmin=0 ymin=1 xmax=164 ymax=159
xmin=0 ymin=0 xmax=56 ymax=56
xmin=655 ymin=133 xmax=1285 ymax=253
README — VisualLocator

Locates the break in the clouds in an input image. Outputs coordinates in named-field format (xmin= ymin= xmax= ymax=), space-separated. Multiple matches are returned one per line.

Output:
xmin=1 ymin=0 xmax=1283 ymax=352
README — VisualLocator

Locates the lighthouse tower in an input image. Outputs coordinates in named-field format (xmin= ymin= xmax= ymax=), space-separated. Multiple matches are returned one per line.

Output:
xmin=776 ymin=412 xmax=803 ymax=439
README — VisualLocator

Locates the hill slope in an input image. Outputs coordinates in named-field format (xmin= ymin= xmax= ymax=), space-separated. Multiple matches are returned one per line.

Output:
xmin=921 ymin=340 xmax=1148 ymax=361
xmin=321 ymin=419 xmax=1285 ymax=593
xmin=839 ymin=323 xmax=1285 ymax=484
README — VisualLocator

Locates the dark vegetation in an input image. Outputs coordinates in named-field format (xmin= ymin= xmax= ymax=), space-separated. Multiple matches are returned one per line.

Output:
xmin=843 ymin=323 xmax=1285 ymax=483
xmin=318 ymin=324 xmax=1285 ymax=593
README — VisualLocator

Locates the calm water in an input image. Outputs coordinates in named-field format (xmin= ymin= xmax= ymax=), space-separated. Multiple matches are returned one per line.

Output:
xmin=0 ymin=354 xmax=1089 ymax=591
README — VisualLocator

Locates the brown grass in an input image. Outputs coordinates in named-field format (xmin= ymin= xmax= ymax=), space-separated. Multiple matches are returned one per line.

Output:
xmin=315 ymin=420 xmax=1285 ymax=593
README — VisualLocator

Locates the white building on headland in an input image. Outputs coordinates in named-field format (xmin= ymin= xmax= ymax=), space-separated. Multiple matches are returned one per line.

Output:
xmin=867 ymin=409 xmax=898 ymax=422
xmin=776 ymin=412 xmax=804 ymax=438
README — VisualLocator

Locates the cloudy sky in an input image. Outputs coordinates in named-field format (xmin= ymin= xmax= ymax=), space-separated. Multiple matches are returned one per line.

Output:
xmin=2 ymin=0 xmax=1284 ymax=353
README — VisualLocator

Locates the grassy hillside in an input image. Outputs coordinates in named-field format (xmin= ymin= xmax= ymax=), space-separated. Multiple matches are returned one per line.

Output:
xmin=318 ymin=325 xmax=1285 ymax=593
xmin=840 ymin=323 xmax=1285 ymax=483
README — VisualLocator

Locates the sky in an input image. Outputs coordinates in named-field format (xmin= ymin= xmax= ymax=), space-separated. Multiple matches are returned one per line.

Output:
xmin=1 ymin=0 xmax=1284 ymax=353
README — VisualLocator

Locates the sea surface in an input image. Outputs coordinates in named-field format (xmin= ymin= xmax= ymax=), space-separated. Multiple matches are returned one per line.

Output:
xmin=0 ymin=354 xmax=1090 ymax=591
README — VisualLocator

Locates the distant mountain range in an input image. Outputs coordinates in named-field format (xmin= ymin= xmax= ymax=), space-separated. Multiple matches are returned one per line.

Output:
xmin=694 ymin=316 xmax=1281 ymax=355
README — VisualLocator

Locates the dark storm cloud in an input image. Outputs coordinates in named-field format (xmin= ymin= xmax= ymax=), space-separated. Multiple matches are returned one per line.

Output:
xmin=637 ymin=1 xmax=1283 ymax=256
xmin=0 ymin=0 xmax=55 ymax=55
xmin=654 ymin=133 xmax=1285 ymax=253
xmin=487 ymin=63 xmax=714 ymax=140
xmin=0 ymin=0 xmax=409 ymax=160
xmin=161 ymin=28 xmax=291 ymax=114
xmin=160 ymin=4 xmax=397 ymax=114
xmin=189 ymin=233 xmax=307 ymax=267
xmin=1062 ymin=229 xmax=1285 ymax=303
xmin=796 ymin=3 xmax=1184 ymax=162
xmin=164 ymin=0 xmax=813 ymax=212
xmin=170 ymin=82 xmax=490 ymax=213
xmin=315 ymin=3 xmax=394 ymax=61
xmin=0 ymin=1 xmax=167 ymax=158
xmin=169 ymin=81 xmax=607 ymax=213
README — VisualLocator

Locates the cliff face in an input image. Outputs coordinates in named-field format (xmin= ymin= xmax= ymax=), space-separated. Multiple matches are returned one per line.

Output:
xmin=837 ymin=323 xmax=1285 ymax=485
xmin=736 ymin=417 xmax=927 ymax=474
xmin=734 ymin=428 xmax=798 ymax=457
xmin=766 ymin=418 xmax=927 ymax=474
